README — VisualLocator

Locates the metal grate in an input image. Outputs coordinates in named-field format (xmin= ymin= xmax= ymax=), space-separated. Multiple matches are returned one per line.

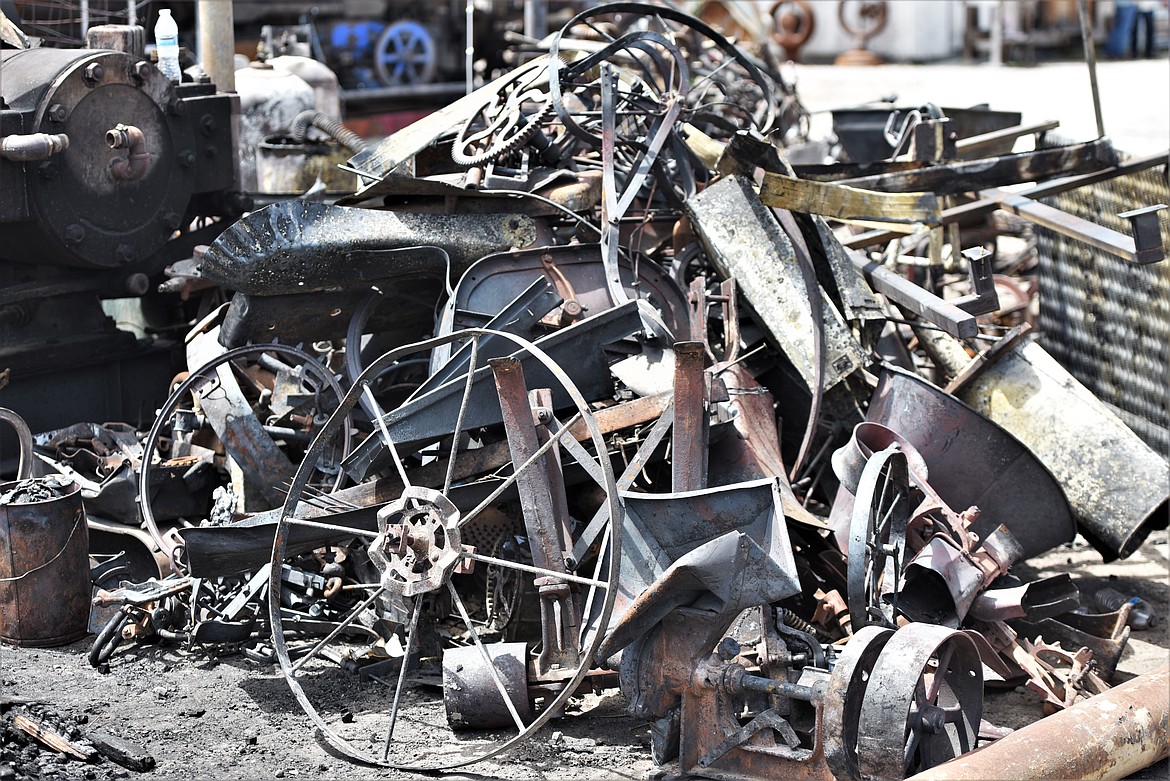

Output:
xmin=1034 ymin=159 xmax=1170 ymax=458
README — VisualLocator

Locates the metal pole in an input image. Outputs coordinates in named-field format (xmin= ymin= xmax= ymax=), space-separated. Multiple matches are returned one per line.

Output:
xmin=1077 ymin=0 xmax=1106 ymax=138
xmin=126 ymin=0 xmax=135 ymax=27
xmin=465 ymin=0 xmax=474 ymax=94
xmin=197 ymin=0 xmax=235 ymax=92
xmin=989 ymin=0 xmax=1004 ymax=66
xmin=80 ymin=0 xmax=89 ymax=37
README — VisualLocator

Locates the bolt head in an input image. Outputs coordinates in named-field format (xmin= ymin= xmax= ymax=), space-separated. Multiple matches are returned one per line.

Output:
xmin=116 ymin=244 xmax=135 ymax=264
xmin=132 ymin=61 xmax=153 ymax=82
xmin=83 ymin=62 xmax=105 ymax=83
xmin=168 ymin=97 xmax=187 ymax=116
xmin=47 ymin=103 xmax=67 ymax=123
xmin=64 ymin=224 xmax=84 ymax=243
xmin=177 ymin=150 xmax=195 ymax=168
xmin=38 ymin=160 xmax=58 ymax=179
xmin=161 ymin=211 xmax=182 ymax=230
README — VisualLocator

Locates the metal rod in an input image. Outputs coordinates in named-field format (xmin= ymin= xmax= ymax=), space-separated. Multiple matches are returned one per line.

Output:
xmin=382 ymin=595 xmax=423 ymax=759
xmin=444 ymin=336 xmax=479 ymax=495
xmin=464 ymin=551 xmax=609 ymax=590
xmin=1076 ymin=0 xmax=1105 ymax=139
xmin=290 ymin=585 xmax=387 ymax=674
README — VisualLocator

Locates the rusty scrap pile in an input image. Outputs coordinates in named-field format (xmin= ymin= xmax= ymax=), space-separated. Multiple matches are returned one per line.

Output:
xmin=2 ymin=4 xmax=1169 ymax=780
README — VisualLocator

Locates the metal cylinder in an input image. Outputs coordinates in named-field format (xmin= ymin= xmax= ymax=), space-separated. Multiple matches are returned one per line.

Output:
xmin=908 ymin=665 xmax=1169 ymax=781
xmin=955 ymin=338 xmax=1169 ymax=560
xmin=196 ymin=0 xmax=235 ymax=92
xmin=0 ymin=477 xmax=91 ymax=647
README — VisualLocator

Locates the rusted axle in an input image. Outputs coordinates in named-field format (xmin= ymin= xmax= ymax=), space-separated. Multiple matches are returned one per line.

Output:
xmin=908 ymin=665 xmax=1169 ymax=781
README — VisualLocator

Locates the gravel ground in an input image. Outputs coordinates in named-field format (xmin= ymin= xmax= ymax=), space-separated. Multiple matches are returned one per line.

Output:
xmin=2 ymin=531 xmax=1166 ymax=781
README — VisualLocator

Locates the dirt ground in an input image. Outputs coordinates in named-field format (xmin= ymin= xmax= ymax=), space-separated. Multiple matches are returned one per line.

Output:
xmin=2 ymin=529 xmax=1167 ymax=781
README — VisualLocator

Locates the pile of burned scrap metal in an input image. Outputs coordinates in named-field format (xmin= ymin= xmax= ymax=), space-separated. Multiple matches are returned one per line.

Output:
xmin=6 ymin=4 xmax=1168 ymax=779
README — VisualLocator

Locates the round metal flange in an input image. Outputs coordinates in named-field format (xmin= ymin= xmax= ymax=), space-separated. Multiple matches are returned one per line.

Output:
xmin=855 ymin=623 xmax=983 ymax=780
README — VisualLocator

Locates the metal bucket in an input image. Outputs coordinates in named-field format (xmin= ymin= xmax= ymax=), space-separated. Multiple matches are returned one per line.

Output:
xmin=0 ymin=475 xmax=91 ymax=647
xmin=955 ymin=338 xmax=1169 ymax=560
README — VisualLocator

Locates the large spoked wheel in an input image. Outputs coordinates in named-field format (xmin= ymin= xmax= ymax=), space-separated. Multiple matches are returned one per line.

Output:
xmin=847 ymin=445 xmax=910 ymax=631
xmin=856 ymin=624 xmax=983 ymax=780
xmin=823 ymin=624 xmax=894 ymax=781
xmin=139 ymin=343 xmax=351 ymax=573
xmin=374 ymin=20 xmax=437 ymax=87
xmin=270 ymin=328 xmax=621 ymax=769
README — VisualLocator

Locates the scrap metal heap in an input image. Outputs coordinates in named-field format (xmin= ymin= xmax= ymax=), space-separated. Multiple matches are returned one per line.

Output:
xmin=4 ymin=3 xmax=1168 ymax=780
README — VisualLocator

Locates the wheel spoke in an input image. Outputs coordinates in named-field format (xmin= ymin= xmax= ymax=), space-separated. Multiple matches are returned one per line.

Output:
xmin=444 ymin=336 xmax=480 ymax=496
xmin=291 ymin=585 xmax=388 ymax=674
xmin=284 ymin=517 xmax=378 ymax=539
xmin=927 ymin=645 xmax=955 ymax=702
xmin=457 ymin=411 xmax=583 ymax=528
xmin=447 ymin=581 xmax=527 ymax=733
xmin=465 ymin=550 xmax=608 ymax=589
xmin=363 ymin=385 xmax=413 ymax=492
xmin=904 ymin=723 xmax=922 ymax=772
xmin=382 ymin=595 xmax=424 ymax=759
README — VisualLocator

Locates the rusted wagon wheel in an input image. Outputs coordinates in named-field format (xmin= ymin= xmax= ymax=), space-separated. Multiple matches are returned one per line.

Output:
xmin=847 ymin=445 xmax=910 ymax=631
xmin=269 ymin=328 xmax=620 ymax=769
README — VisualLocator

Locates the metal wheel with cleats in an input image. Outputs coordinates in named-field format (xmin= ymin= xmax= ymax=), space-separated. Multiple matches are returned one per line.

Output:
xmin=269 ymin=328 xmax=620 ymax=769
xmin=855 ymin=623 xmax=983 ymax=780
xmin=847 ymin=445 xmax=910 ymax=631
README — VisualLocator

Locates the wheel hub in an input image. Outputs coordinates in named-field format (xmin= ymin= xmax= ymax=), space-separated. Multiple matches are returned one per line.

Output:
xmin=369 ymin=486 xmax=462 ymax=597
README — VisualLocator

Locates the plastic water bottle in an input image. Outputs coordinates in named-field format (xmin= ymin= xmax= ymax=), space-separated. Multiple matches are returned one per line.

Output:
xmin=1091 ymin=586 xmax=1158 ymax=631
xmin=154 ymin=9 xmax=181 ymax=84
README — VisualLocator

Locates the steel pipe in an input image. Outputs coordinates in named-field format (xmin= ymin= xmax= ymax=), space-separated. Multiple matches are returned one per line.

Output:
xmin=908 ymin=665 xmax=1169 ymax=781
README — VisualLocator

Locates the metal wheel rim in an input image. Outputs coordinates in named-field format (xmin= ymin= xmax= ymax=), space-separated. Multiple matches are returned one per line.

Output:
xmin=269 ymin=327 xmax=621 ymax=769
xmin=855 ymin=623 xmax=982 ymax=780
xmin=138 ymin=342 xmax=351 ymax=573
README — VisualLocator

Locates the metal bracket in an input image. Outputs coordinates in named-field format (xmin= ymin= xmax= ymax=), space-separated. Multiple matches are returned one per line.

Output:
xmin=1118 ymin=203 xmax=1168 ymax=265
xmin=951 ymin=247 xmax=1000 ymax=316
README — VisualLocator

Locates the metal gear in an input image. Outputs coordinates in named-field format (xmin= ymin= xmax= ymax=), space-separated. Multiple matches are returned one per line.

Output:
xmin=451 ymin=61 xmax=558 ymax=167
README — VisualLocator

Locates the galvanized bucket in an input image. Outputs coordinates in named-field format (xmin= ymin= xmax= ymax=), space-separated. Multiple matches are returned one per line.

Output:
xmin=0 ymin=475 xmax=91 ymax=647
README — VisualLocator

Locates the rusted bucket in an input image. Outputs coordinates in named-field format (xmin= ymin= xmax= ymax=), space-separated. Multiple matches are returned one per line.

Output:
xmin=0 ymin=475 xmax=91 ymax=647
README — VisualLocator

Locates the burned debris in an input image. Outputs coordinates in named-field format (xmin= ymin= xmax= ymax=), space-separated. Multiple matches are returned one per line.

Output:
xmin=1 ymin=3 xmax=1168 ymax=780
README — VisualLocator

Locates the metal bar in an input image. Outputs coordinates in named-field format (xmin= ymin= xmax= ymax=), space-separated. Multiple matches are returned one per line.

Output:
xmin=1077 ymin=0 xmax=1105 ymax=139
xmin=671 ymin=342 xmax=707 ymax=492
xmin=489 ymin=356 xmax=569 ymax=578
xmin=464 ymin=552 xmax=609 ymax=590
xmin=196 ymin=0 xmax=235 ymax=93
xmin=851 ymin=257 xmax=979 ymax=339
xmin=954 ymin=120 xmax=1061 ymax=156
xmin=841 ymin=152 xmax=1168 ymax=250
xmin=290 ymin=585 xmax=387 ymax=674
xmin=989 ymin=188 xmax=1160 ymax=264
xmin=382 ymin=595 xmax=423 ymax=758
xmin=907 ymin=665 xmax=1169 ymax=780
xmin=759 ymin=172 xmax=940 ymax=226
